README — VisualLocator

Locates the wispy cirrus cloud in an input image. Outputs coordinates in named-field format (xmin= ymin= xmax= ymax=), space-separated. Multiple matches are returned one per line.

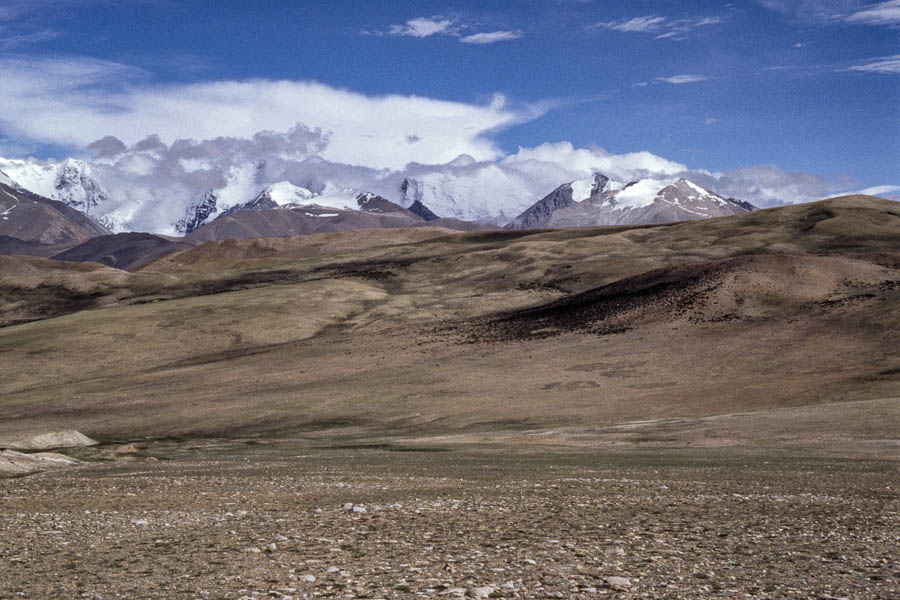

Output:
xmin=845 ymin=54 xmax=900 ymax=73
xmin=760 ymin=0 xmax=900 ymax=26
xmin=459 ymin=30 xmax=522 ymax=44
xmin=597 ymin=15 xmax=721 ymax=39
xmin=846 ymin=0 xmax=900 ymax=25
xmin=656 ymin=74 xmax=709 ymax=84
xmin=598 ymin=16 xmax=667 ymax=33
xmin=0 ymin=28 xmax=59 ymax=50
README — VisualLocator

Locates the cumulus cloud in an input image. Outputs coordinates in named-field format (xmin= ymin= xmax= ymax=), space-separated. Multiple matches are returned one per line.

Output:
xmin=459 ymin=31 xmax=522 ymax=44
xmin=502 ymin=144 xmax=859 ymax=208
xmin=503 ymin=142 xmax=688 ymax=182
xmin=377 ymin=17 xmax=523 ymax=44
xmin=684 ymin=165 xmax=847 ymax=207
xmin=656 ymin=74 xmax=709 ymax=84
xmin=0 ymin=55 xmax=538 ymax=170
xmin=68 ymin=124 xmax=347 ymax=232
xmin=846 ymin=54 xmax=900 ymax=73
xmin=388 ymin=16 xmax=456 ymax=38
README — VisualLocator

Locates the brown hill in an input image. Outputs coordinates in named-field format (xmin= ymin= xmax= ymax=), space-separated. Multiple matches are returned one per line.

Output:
xmin=0 ymin=195 xmax=896 ymax=443
xmin=188 ymin=205 xmax=496 ymax=242
xmin=0 ymin=181 xmax=111 ymax=244
xmin=51 ymin=232 xmax=196 ymax=271
xmin=0 ymin=235 xmax=70 ymax=257
xmin=142 ymin=227 xmax=461 ymax=272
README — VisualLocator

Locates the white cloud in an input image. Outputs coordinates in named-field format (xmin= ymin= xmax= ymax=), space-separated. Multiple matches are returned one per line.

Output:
xmin=854 ymin=184 xmax=900 ymax=197
xmin=846 ymin=0 xmax=900 ymax=25
xmin=656 ymin=74 xmax=709 ymax=84
xmin=597 ymin=15 xmax=720 ymax=38
xmin=846 ymin=54 xmax=900 ymax=73
xmin=0 ymin=55 xmax=541 ymax=171
xmin=760 ymin=0 xmax=900 ymax=26
xmin=598 ymin=16 xmax=667 ymax=32
xmin=389 ymin=17 xmax=456 ymax=38
xmin=503 ymin=142 xmax=688 ymax=182
xmin=685 ymin=164 xmax=846 ymax=207
xmin=459 ymin=30 xmax=522 ymax=44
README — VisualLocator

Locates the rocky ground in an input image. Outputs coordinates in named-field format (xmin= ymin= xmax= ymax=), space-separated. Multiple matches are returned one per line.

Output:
xmin=1 ymin=442 xmax=897 ymax=599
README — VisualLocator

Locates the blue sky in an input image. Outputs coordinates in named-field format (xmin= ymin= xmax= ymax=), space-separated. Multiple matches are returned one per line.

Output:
xmin=0 ymin=0 xmax=897 ymax=193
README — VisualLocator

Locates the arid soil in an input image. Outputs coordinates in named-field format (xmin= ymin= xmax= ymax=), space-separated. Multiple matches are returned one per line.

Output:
xmin=1 ymin=443 xmax=897 ymax=599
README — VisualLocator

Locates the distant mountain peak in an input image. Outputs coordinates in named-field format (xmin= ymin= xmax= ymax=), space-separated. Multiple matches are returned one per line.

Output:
xmin=175 ymin=189 xmax=219 ymax=234
xmin=356 ymin=192 xmax=412 ymax=215
xmin=507 ymin=175 xmax=752 ymax=230
xmin=0 ymin=169 xmax=17 ymax=189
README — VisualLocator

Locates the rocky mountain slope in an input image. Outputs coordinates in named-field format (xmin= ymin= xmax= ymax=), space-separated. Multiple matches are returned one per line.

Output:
xmin=506 ymin=174 xmax=752 ymax=229
xmin=188 ymin=191 xmax=495 ymax=242
xmin=0 ymin=158 xmax=113 ymax=224
xmin=0 ymin=179 xmax=112 ymax=244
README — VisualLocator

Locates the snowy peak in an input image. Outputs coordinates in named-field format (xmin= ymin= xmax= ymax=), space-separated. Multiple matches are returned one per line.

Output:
xmin=0 ymin=158 xmax=111 ymax=216
xmin=0 ymin=169 xmax=17 ymax=189
xmin=507 ymin=176 xmax=752 ymax=229
xmin=568 ymin=173 xmax=618 ymax=203
xmin=356 ymin=192 xmax=412 ymax=215
xmin=654 ymin=178 xmax=730 ymax=216
xmin=175 ymin=189 xmax=219 ymax=234
xmin=261 ymin=181 xmax=315 ymax=206
xmin=54 ymin=159 xmax=111 ymax=214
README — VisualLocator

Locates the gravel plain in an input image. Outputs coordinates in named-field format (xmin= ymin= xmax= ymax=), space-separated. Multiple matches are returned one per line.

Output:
xmin=1 ymin=442 xmax=897 ymax=599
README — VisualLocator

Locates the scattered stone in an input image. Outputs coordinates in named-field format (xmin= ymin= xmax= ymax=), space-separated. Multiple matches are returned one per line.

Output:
xmin=466 ymin=586 xmax=495 ymax=597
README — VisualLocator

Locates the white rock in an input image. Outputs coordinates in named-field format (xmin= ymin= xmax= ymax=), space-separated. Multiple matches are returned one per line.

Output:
xmin=606 ymin=576 xmax=631 ymax=588
xmin=301 ymin=575 xmax=316 ymax=583
xmin=466 ymin=587 xmax=495 ymax=598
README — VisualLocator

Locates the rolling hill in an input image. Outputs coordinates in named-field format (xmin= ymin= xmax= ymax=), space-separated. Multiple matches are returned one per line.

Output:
xmin=0 ymin=195 xmax=896 ymax=445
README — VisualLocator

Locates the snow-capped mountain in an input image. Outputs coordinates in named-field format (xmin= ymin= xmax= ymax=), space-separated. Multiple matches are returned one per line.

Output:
xmin=216 ymin=181 xmax=362 ymax=217
xmin=505 ymin=174 xmax=753 ymax=230
xmin=0 ymin=158 xmax=112 ymax=218
xmin=0 ymin=169 xmax=17 ymax=189
xmin=175 ymin=189 xmax=219 ymax=234
xmin=0 ymin=177 xmax=111 ymax=244
xmin=396 ymin=166 xmax=541 ymax=224
xmin=0 ymin=150 xmax=757 ymax=238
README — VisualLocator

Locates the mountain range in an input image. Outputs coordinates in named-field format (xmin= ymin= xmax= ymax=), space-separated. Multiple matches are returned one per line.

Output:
xmin=0 ymin=153 xmax=760 ymax=236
